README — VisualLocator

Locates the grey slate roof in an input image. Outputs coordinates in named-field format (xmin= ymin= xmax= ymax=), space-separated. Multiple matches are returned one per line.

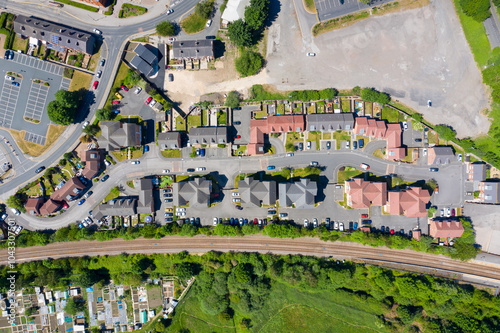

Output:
xmin=278 ymin=178 xmax=317 ymax=209
xmin=14 ymin=15 xmax=95 ymax=54
xmin=130 ymin=55 xmax=154 ymax=77
xmin=98 ymin=121 xmax=142 ymax=151
xmin=481 ymin=181 xmax=500 ymax=204
xmin=172 ymin=40 xmax=214 ymax=59
xmin=189 ymin=126 xmax=227 ymax=145
xmin=137 ymin=178 xmax=154 ymax=214
xmin=134 ymin=43 xmax=156 ymax=65
xmin=173 ymin=177 xmax=212 ymax=207
xmin=471 ymin=163 xmax=487 ymax=182
xmin=429 ymin=146 xmax=455 ymax=165
xmin=158 ymin=132 xmax=182 ymax=149
xmin=238 ymin=177 xmax=276 ymax=207
xmin=307 ymin=113 xmax=354 ymax=131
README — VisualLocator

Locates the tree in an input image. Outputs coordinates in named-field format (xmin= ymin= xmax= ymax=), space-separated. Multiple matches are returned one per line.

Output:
xmin=95 ymin=108 xmax=116 ymax=121
xmin=235 ymin=51 xmax=263 ymax=77
xmin=47 ymin=90 xmax=79 ymax=125
xmin=156 ymin=21 xmax=175 ymax=36
xmin=225 ymin=91 xmax=240 ymax=108
xmin=319 ymin=88 xmax=338 ymax=99
xmin=58 ymin=159 xmax=67 ymax=166
xmin=434 ymin=125 xmax=456 ymax=141
xmin=176 ymin=262 xmax=195 ymax=280
xmin=412 ymin=113 xmax=423 ymax=122
xmin=83 ymin=124 xmax=100 ymax=136
xmin=227 ymin=20 xmax=253 ymax=47
xmin=244 ymin=0 xmax=270 ymax=31
xmin=64 ymin=297 xmax=85 ymax=315
xmin=195 ymin=0 xmax=213 ymax=19
xmin=6 ymin=195 xmax=25 ymax=213
xmin=360 ymin=88 xmax=390 ymax=104
xmin=459 ymin=0 xmax=490 ymax=22
xmin=63 ymin=152 xmax=73 ymax=160
xmin=80 ymin=135 xmax=92 ymax=143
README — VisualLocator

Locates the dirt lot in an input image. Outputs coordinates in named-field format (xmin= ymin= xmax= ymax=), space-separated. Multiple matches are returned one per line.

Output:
xmin=265 ymin=0 xmax=489 ymax=138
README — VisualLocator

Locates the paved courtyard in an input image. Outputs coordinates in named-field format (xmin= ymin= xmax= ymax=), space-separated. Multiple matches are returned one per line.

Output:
xmin=0 ymin=52 xmax=70 ymax=144
xmin=266 ymin=0 xmax=489 ymax=138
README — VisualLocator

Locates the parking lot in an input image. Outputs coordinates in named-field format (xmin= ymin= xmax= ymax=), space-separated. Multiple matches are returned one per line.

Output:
xmin=314 ymin=0 xmax=394 ymax=22
xmin=0 ymin=52 xmax=70 ymax=142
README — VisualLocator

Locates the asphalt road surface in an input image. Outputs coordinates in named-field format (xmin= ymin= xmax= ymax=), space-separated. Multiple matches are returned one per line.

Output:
xmin=3 ymin=235 xmax=500 ymax=286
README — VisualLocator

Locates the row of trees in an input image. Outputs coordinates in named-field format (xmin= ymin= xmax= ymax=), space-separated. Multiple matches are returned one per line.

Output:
xmin=3 ymin=216 xmax=479 ymax=261
xmin=2 ymin=251 xmax=499 ymax=332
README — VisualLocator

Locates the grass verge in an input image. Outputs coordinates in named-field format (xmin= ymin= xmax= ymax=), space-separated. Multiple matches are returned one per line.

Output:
xmin=303 ymin=0 xmax=316 ymax=14
xmin=161 ymin=149 xmax=182 ymax=158
xmin=9 ymin=125 xmax=65 ymax=157
xmin=119 ymin=3 xmax=147 ymax=18
xmin=69 ymin=70 xmax=92 ymax=92
xmin=181 ymin=1 xmax=213 ymax=34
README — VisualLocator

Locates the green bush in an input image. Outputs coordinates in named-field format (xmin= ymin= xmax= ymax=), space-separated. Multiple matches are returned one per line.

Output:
xmin=459 ymin=0 xmax=491 ymax=22
xmin=156 ymin=21 xmax=175 ymax=36
xmin=235 ymin=51 xmax=263 ymax=77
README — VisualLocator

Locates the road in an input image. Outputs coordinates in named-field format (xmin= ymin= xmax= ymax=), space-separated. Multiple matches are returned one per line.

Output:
xmin=3 ymin=235 xmax=500 ymax=285
xmin=0 ymin=0 xmax=201 ymax=197
xmin=13 ymin=147 xmax=464 ymax=230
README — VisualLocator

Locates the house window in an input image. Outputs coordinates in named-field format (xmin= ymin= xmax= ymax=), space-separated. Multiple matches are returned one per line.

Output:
xmin=360 ymin=129 xmax=365 ymax=133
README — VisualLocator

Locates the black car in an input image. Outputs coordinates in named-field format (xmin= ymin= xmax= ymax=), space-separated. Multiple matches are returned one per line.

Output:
xmin=234 ymin=121 xmax=241 ymax=125
xmin=414 ymin=138 xmax=422 ymax=142
xmin=100 ymin=59 xmax=105 ymax=66
xmin=165 ymin=218 xmax=173 ymax=222
xmin=165 ymin=199 xmax=173 ymax=203
xmin=236 ymin=205 xmax=243 ymax=210
xmin=101 ymin=175 xmax=110 ymax=182
xmin=4 ymin=50 xmax=8 ymax=59
xmin=195 ymin=217 xmax=200 ymax=225
xmin=35 ymin=166 xmax=45 ymax=174
xmin=326 ymin=141 xmax=331 ymax=150
xmin=187 ymin=168 xmax=195 ymax=172
xmin=298 ymin=142 xmax=304 ymax=151
xmin=168 ymin=73 xmax=174 ymax=82
xmin=8 ymin=51 xmax=13 ymax=60
xmin=429 ymin=168 xmax=439 ymax=172
xmin=206 ymin=35 xmax=216 ymax=39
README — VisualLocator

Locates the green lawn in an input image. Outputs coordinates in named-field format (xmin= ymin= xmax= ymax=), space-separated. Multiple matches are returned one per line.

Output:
xmin=217 ymin=111 xmax=227 ymax=125
xmin=104 ymin=187 xmax=120 ymax=202
xmin=254 ymin=109 xmax=268 ymax=119
xmin=307 ymin=132 xmax=320 ymax=150
xmin=292 ymin=166 xmax=320 ymax=180
xmin=120 ymin=3 xmax=147 ymax=18
xmin=337 ymin=167 xmax=363 ymax=183
xmin=233 ymin=145 xmax=247 ymax=156
xmin=187 ymin=115 xmax=202 ymax=130
xmin=332 ymin=131 xmax=351 ymax=149
xmin=180 ymin=1 xmax=213 ymax=34
xmin=176 ymin=116 xmax=187 ymax=131
xmin=161 ymin=149 xmax=181 ymax=158
xmin=381 ymin=106 xmax=400 ymax=123
xmin=341 ymin=98 xmax=351 ymax=113
xmin=105 ymin=62 xmax=130 ymax=108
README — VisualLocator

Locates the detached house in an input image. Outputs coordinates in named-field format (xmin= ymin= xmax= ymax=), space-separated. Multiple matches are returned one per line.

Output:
xmin=345 ymin=178 xmax=387 ymax=209
xmin=51 ymin=177 xmax=86 ymax=202
xmin=238 ymin=177 xmax=277 ymax=207
xmin=80 ymin=150 xmax=102 ymax=179
xmin=478 ymin=181 xmax=500 ymax=204
xmin=278 ymin=178 xmax=317 ymax=209
xmin=98 ymin=121 xmax=142 ymax=151
xmin=386 ymin=187 xmax=430 ymax=217
xmin=427 ymin=147 xmax=455 ymax=165
xmin=173 ymin=177 xmax=212 ymax=208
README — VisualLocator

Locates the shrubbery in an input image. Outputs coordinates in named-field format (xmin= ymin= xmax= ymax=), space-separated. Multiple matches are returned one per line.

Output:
xmin=235 ymin=50 xmax=263 ymax=77
xmin=459 ymin=0 xmax=491 ymax=22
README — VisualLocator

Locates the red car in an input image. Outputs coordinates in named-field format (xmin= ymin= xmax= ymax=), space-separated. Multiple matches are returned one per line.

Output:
xmin=361 ymin=214 xmax=368 ymax=218
xmin=145 ymin=97 xmax=152 ymax=105
xmin=451 ymin=208 xmax=456 ymax=217
xmin=112 ymin=100 xmax=120 ymax=105
xmin=93 ymin=81 xmax=98 ymax=90
xmin=121 ymin=85 xmax=129 ymax=91
xmin=234 ymin=135 xmax=241 ymax=139
xmin=254 ymin=218 xmax=258 ymax=225
xmin=390 ymin=229 xmax=395 ymax=235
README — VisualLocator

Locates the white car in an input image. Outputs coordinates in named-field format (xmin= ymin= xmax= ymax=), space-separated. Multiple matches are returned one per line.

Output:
xmin=258 ymin=219 xmax=262 ymax=226
xmin=82 ymin=121 xmax=89 ymax=129
xmin=306 ymin=52 xmax=316 ymax=57
xmin=427 ymin=100 xmax=432 ymax=107
xmin=304 ymin=219 xmax=308 ymax=227
xmin=206 ymin=19 xmax=212 ymax=27
xmin=15 ymin=225 xmax=23 ymax=235
xmin=96 ymin=70 xmax=102 ymax=78
xmin=104 ymin=159 xmax=111 ymax=166
xmin=5 ymin=75 xmax=13 ymax=81
xmin=162 ymin=169 xmax=170 ymax=174
xmin=307 ymin=141 xmax=311 ymax=150
xmin=168 ymin=37 xmax=176 ymax=43
xmin=440 ymin=209 xmax=444 ymax=217
xmin=339 ymin=222 xmax=344 ymax=232
xmin=286 ymin=153 xmax=294 ymax=157
xmin=134 ymin=87 xmax=142 ymax=94
xmin=196 ymin=167 xmax=206 ymax=171
xmin=176 ymin=208 xmax=186 ymax=212
xmin=458 ymin=153 xmax=463 ymax=161
xmin=313 ymin=218 xmax=318 ymax=228
xmin=360 ymin=163 xmax=370 ymax=170
xmin=150 ymin=100 xmax=157 ymax=108
xmin=166 ymin=9 xmax=173 ymax=15
xmin=0 ymin=213 xmax=7 ymax=220
xmin=346 ymin=141 xmax=350 ymax=149
xmin=93 ymin=28 xmax=102 ymax=35
xmin=403 ymin=121 xmax=408 ymax=131
xmin=10 ymin=208 xmax=20 ymax=216
xmin=447 ymin=208 xmax=451 ymax=217
xmin=334 ymin=221 xmax=339 ymax=230
xmin=232 ymin=198 xmax=241 ymax=203
xmin=423 ymin=148 xmax=427 ymax=156
xmin=131 ymin=160 xmax=140 ymax=165
xmin=232 ymin=192 xmax=239 ymax=197
xmin=213 ymin=217 xmax=218 ymax=226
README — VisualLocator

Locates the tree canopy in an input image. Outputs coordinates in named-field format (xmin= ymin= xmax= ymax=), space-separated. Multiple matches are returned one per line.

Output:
xmin=227 ymin=20 xmax=253 ymax=47
xmin=47 ymin=90 xmax=80 ymax=125
xmin=235 ymin=51 xmax=263 ymax=77
xmin=6 ymin=194 xmax=25 ymax=213
xmin=95 ymin=108 xmax=116 ymax=122
xmin=156 ymin=21 xmax=175 ymax=36
xmin=244 ymin=0 xmax=269 ymax=31
xmin=195 ymin=0 xmax=213 ymax=19
xmin=225 ymin=91 xmax=240 ymax=108
xmin=459 ymin=0 xmax=491 ymax=22
xmin=434 ymin=125 xmax=457 ymax=141
xmin=360 ymin=88 xmax=390 ymax=104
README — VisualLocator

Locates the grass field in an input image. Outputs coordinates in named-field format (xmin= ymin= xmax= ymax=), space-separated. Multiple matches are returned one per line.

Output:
xmin=337 ymin=167 xmax=363 ymax=183
xmin=181 ymin=2 xmax=213 ymax=34
xmin=169 ymin=282 xmax=384 ymax=333
xmin=120 ymin=3 xmax=147 ymax=18
xmin=9 ymin=125 xmax=65 ymax=157
xmin=69 ymin=71 xmax=92 ymax=92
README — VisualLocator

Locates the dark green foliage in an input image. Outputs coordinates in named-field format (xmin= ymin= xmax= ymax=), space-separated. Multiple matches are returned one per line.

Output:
xmin=249 ymin=84 xmax=288 ymax=100
xmin=235 ymin=50 xmax=263 ymax=77
xmin=360 ymin=87 xmax=390 ymax=104
xmin=459 ymin=0 xmax=491 ymax=22
xmin=83 ymin=124 xmax=100 ymax=136
xmin=156 ymin=21 xmax=175 ymax=36
xmin=227 ymin=19 xmax=252 ymax=47
xmin=58 ymin=159 xmax=67 ymax=166
xmin=434 ymin=124 xmax=457 ymax=141
xmin=244 ymin=0 xmax=269 ymax=31
xmin=412 ymin=113 xmax=423 ymax=122
xmin=225 ymin=91 xmax=240 ymax=108
xmin=123 ymin=69 xmax=141 ymax=87
xmin=64 ymin=297 xmax=86 ymax=315
xmin=176 ymin=262 xmax=196 ymax=280
xmin=6 ymin=194 xmax=25 ymax=213
xmin=319 ymin=88 xmax=338 ymax=99
xmin=95 ymin=108 xmax=116 ymax=121
xmin=195 ymin=0 xmax=213 ymax=19
xmin=47 ymin=90 xmax=80 ymax=125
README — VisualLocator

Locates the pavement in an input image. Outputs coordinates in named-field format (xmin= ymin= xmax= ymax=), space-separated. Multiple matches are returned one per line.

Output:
xmin=3 ymin=235 xmax=500 ymax=286
xmin=314 ymin=0 xmax=394 ymax=22
xmin=267 ymin=0 xmax=490 ymax=138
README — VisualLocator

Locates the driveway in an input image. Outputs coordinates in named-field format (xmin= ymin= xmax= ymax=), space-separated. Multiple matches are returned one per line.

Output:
xmin=267 ymin=0 xmax=489 ymax=138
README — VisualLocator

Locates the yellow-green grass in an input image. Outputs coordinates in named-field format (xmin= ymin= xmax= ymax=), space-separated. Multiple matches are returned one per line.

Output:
xmin=337 ymin=168 xmax=363 ymax=183
xmin=176 ymin=116 xmax=187 ymax=131
xmin=9 ymin=125 xmax=65 ymax=157
xmin=161 ymin=149 xmax=182 ymax=158
xmin=303 ymin=0 xmax=316 ymax=14
xmin=69 ymin=70 xmax=92 ymax=92
xmin=181 ymin=2 xmax=213 ymax=34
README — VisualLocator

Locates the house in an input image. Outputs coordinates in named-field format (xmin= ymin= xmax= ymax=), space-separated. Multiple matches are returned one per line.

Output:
xmin=385 ymin=123 xmax=405 ymax=160
xmin=221 ymin=0 xmax=251 ymax=27
xmin=25 ymin=198 xmax=44 ymax=215
xmin=427 ymin=147 xmax=455 ymax=165
xmin=80 ymin=149 xmax=101 ymax=179
xmin=429 ymin=219 xmax=464 ymax=239
xmin=98 ymin=121 xmax=142 ymax=151
xmin=238 ymin=176 xmax=276 ymax=207
xmin=39 ymin=198 xmax=62 ymax=216
xmin=172 ymin=40 xmax=214 ymax=60
xmin=189 ymin=127 xmax=227 ymax=146
xmin=306 ymin=113 xmax=354 ymax=132
xmin=173 ymin=177 xmax=212 ymax=207
xmin=247 ymin=127 xmax=265 ymax=155
xmin=467 ymin=162 xmax=486 ymax=190
xmin=345 ymin=178 xmax=387 ymax=209
xmin=354 ymin=117 xmax=386 ymax=138
xmin=385 ymin=187 xmax=430 ymax=217
xmin=158 ymin=132 xmax=182 ymax=149
xmin=51 ymin=177 xmax=86 ymax=201
xmin=130 ymin=43 xmax=158 ymax=77
xmin=355 ymin=117 xmax=406 ymax=160
xmin=251 ymin=115 xmax=305 ymax=134
xmin=93 ymin=178 xmax=154 ymax=220
xmin=478 ymin=181 xmax=500 ymax=204
xmin=278 ymin=178 xmax=317 ymax=209
xmin=13 ymin=15 xmax=95 ymax=54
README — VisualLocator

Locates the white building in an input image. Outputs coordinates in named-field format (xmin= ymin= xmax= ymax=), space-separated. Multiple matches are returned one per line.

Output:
xmin=221 ymin=0 xmax=251 ymax=27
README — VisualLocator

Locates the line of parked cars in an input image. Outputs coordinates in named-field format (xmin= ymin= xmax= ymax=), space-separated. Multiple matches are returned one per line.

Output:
xmin=213 ymin=217 xmax=269 ymax=227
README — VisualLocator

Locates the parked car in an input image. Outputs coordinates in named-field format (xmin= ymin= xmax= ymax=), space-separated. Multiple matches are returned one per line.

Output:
xmin=135 ymin=87 xmax=142 ymax=94
xmin=112 ymin=100 xmax=120 ymax=105
xmin=334 ymin=221 xmax=339 ymax=230
xmin=390 ymin=229 xmax=395 ymax=235
xmin=131 ymin=160 xmax=140 ymax=165
xmin=310 ymin=161 xmax=319 ymax=166
xmin=96 ymin=70 xmax=102 ymax=78
xmin=326 ymin=141 xmax=331 ymax=150
xmin=4 ymin=75 xmax=13 ymax=81
xmin=187 ymin=168 xmax=195 ymax=172
xmin=232 ymin=192 xmax=239 ymax=197
xmin=35 ymin=166 xmax=45 ymax=174
xmin=307 ymin=141 xmax=311 ymax=150
xmin=163 ymin=169 xmax=170 ymax=173
xmin=360 ymin=163 xmax=370 ymax=170
xmin=286 ymin=152 xmax=294 ymax=157
xmin=3 ymin=50 xmax=8 ymax=59
xmin=84 ymin=191 xmax=93 ymax=199
xmin=78 ymin=199 xmax=86 ymax=205
xmin=233 ymin=121 xmax=241 ymax=125
xmin=304 ymin=219 xmax=309 ymax=227
xmin=93 ymin=28 xmax=102 ymax=35
xmin=440 ymin=209 xmax=444 ymax=217
xmin=298 ymin=142 xmax=304 ymax=151
xmin=345 ymin=141 xmax=350 ymax=149
xmin=206 ymin=19 xmax=212 ymax=27
xmin=93 ymin=81 xmax=98 ymax=90
xmin=232 ymin=198 xmax=241 ymax=203
xmin=353 ymin=141 xmax=357 ymax=149
xmin=339 ymin=222 xmax=344 ymax=231
xmin=168 ymin=73 xmax=174 ymax=82
xmin=427 ymin=100 xmax=432 ymax=107
xmin=361 ymin=214 xmax=368 ymax=218
xmin=452 ymin=208 xmax=456 ymax=217
xmin=200 ymin=148 xmax=206 ymax=157
xmin=403 ymin=121 xmax=408 ymax=131
xmin=415 ymin=138 xmax=422 ymax=142
xmin=168 ymin=37 xmax=176 ymax=42
xmin=11 ymin=81 xmax=19 ymax=87
xmin=458 ymin=153 xmax=463 ymax=162
xmin=306 ymin=52 xmax=316 ymax=57
xmin=196 ymin=167 xmax=206 ymax=171
xmin=145 ymin=97 xmax=152 ymax=105
xmin=353 ymin=222 xmax=358 ymax=230
xmin=381 ymin=226 xmax=385 ymax=233
xmin=313 ymin=218 xmax=318 ymax=228
xmin=236 ymin=205 xmax=243 ymax=210
xmin=82 ymin=121 xmax=90 ymax=129
xmin=268 ymin=210 xmax=276 ymax=215
xmin=101 ymin=175 xmax=110 ymax=182
xmin=206 ymin=35 xmax=216 ymax=39
xmin=423 ymin=148 xmax=428 ymax=156
xmin=429 ymin=168 xmax=439 ymax=172
xmin=267 ymin=165 xmax=275 ymax=170
xmin=447 ymin=207 xmax=451 ymax=217
xmin=279 ymin=213 xmax=288 ymax=218
xmin=8 ymin=51 xmax=13 ymax=60
xmin=150 ymin=100 xmax=157 ymax=108
xmin=358 ymin=139 xmax=364 ymax=149
xmin=100 ymin=59 xmax=105 ymax=66
xmin=325 ymin=218 xmax=331 ymax=228
xmin=120 ymin=85 xmax=129 ymax=91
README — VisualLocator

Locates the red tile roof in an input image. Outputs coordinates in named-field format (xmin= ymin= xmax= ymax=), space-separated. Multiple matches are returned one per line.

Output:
xmin=25 ymin=198 xmax=44 ymax=215
xmin=39 ymin=199 xmax=61 ymax=216
xmin=429 ymin=219 xmax=464 ymax=239
xmin=251 ymin=115 xmax=305 ymax=133
xmin=345 ymin=178 xmax=387 ymax=209
xmin=386 ymin=187 xmax=430 ymax=217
